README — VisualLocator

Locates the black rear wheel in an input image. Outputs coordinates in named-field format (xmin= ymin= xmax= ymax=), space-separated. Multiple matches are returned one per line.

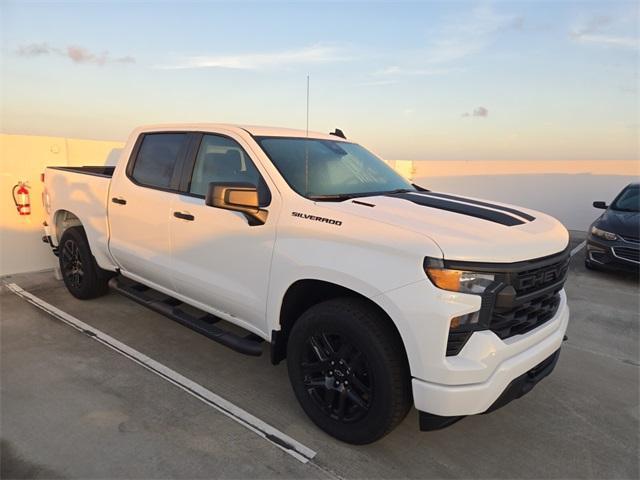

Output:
xmin=287 ymin=297 xmax=412 ymax=444
xmin=59 ymin=227 xmax=110 ymax=299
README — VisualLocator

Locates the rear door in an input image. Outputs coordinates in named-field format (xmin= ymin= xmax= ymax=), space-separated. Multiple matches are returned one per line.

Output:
xmin=169 ymin=132 xmax=277 ymax=335
xmin=108 ymin=132 xmax=191 ymax=291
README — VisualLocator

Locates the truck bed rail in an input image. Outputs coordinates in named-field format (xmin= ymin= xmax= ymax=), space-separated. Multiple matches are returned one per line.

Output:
xmin=48 ymin=166 xmax=115 ymax=178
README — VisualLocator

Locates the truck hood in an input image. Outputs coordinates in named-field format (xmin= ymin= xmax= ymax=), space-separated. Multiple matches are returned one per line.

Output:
xmin=322 ymin=191 xmax=569 ymax=263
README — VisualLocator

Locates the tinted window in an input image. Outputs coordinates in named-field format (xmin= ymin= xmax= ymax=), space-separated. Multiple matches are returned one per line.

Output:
xmin=189 ymin=134 xmax=270 ymax=205
xmin=255 ymin=137 xmax=413 ymax=199
xmin=132 ymin=133 xmax=188 ymax=189
xmin=612 ymin=185 xmax=640 ymax=212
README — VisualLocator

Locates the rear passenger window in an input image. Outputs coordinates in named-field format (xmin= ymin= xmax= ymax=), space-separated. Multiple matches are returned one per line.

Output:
xmin=131 ymin=134 xmax=188 ymax=189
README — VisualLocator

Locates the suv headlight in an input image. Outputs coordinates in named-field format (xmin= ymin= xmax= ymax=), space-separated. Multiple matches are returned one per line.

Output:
xmin=424 ymin=258 xmax=495 ymax=294
xmin=591 ymin=226 xmax=617 ymax=241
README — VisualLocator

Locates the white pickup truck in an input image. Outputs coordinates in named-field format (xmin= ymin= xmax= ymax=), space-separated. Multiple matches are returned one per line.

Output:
xmin=42 ymin=124 xmax=570 ymax=444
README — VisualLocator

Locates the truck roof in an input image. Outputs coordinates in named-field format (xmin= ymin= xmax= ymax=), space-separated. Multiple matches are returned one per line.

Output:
xmin=133 ymin=123 xmax=350 ymax=142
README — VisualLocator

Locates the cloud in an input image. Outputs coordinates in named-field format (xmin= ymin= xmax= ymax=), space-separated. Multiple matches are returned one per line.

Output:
xmin=161 ymin=45 xmax=346 ymax=70
xmin=424 ymin=5 xmax=524 ymax=65
xmin=357 ymin=79 xmax=399 ymax=87
xmin=375 ymin=65 xmax=457 ymax=76
xmin=463 ymin=106 xmax=488 ymax=118
xmin=369 ymin=5 xmax=521 ymax=82
xmin=16 ymin=43 xmax=51 ymax=56
xmin=572 ymin=33 xmax=638 ymax=49
xmin=577 ymin=14 xmax=613 ymax=34
xmin=15 ymin=43 xmax=135 ymax=65
xmin=570 ymin=14 xmax=638 ymax=49
xmin=66 ymin=46 xmax=108 ymax=65
xmin=115 ymin=56 xmax=136 ymax=64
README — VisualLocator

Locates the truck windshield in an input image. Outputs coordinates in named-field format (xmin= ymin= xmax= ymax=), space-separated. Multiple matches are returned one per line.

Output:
xmin=255 ymin=136 xmax=415 ymax=200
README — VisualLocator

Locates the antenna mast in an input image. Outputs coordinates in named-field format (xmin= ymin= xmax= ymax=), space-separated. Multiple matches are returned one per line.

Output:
xmin=306 ymin=74 xmax=310 ymax=136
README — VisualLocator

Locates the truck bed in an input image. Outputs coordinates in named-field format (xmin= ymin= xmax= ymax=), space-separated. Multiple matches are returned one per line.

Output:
xmin=44 ymin=164 xmax=114 ymax=270
xmin=48 ymin=166 xmax=115 ymax=177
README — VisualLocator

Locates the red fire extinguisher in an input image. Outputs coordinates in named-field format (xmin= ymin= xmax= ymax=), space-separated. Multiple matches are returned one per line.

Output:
xmin=12 ymin=181 xmax=31 ymax=216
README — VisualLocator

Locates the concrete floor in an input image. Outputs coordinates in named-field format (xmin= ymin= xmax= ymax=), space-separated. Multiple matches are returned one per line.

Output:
xmin=1 ymin=234 xmax=638 ymax=479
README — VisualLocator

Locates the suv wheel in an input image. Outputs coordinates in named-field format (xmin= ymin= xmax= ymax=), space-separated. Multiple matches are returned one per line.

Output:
xmin=287 ymin=297 xmax=411 ymax=444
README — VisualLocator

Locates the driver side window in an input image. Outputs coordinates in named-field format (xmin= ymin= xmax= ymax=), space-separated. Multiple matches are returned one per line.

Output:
xmin=189 ymin=134 xmax=270 ymax=205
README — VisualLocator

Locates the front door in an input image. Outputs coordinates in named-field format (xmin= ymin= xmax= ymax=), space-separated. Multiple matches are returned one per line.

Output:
xmin=169 ymin=133 xmax=277 ymax=336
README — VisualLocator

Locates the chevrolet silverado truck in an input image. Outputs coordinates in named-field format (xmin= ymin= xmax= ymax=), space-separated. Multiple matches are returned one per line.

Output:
xmin=41 ymin=124 xmax=571 ymax=444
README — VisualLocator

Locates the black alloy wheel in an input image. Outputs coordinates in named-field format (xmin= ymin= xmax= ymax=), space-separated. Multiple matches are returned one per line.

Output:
xmin=302 ymin=332 xmax=372 ymax=423
xmin=287 ymin=297 xmax=412 ymax=444
xmin=61 ymin=238 xmax=84 ymax=289
xmin=58 ymin=226 xmax=110 ymax=299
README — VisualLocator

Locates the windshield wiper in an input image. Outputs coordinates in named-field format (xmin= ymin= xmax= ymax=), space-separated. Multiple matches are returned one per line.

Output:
xmin=309 ymin=188 xmax=417 ymax=202
xmin=308 ymin=193 xmax=359 ymax=201
xmin=385 ymin=188 xmax=415 ymax=195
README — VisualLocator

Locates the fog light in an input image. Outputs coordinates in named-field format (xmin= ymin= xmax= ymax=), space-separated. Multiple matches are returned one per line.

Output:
xmin=450 ymin=311 xmax=480 ymax=330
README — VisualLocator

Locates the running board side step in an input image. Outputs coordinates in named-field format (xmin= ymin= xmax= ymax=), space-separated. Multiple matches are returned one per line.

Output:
xmin=108 ymin=277 xmax=263 ymax=356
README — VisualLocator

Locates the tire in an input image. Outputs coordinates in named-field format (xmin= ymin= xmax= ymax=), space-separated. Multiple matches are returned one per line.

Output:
xmin=287 ymin=297 xmax=412 ymax=444
xmin=58 ymin=226 xmax=110 ymax=299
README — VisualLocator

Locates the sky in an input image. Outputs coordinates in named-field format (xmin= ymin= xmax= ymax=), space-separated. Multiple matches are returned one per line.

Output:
xmin=1 ymin=0 xmax=638 ymax=161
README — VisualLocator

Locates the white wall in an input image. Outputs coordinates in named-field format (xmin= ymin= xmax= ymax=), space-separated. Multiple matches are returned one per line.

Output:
xmin=400 ymin=159 xmax=638 ymax=232
xmin=0 ymin=134 xmax=637 ymax=275
xmin=415 ymin=173 xmax=636 ymax=231
xmin=0 ymin=134 xmax=123 ymax=276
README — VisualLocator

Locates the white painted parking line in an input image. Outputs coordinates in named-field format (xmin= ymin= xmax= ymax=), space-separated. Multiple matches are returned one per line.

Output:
xmin=570 ymin=240 xmax=586 ymax=257
xmin=4 ymin=282 xmax=317 ymax=464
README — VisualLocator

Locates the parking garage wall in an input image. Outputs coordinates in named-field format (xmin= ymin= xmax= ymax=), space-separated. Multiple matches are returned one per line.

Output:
xmin=1 ymin=134 xmax=637 ymax=275
xmin=1 ymin=134 xmax=124 ymax=275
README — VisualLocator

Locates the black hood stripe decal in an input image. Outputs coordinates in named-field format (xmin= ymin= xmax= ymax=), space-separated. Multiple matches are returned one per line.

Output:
xmin=391 ymin=193 xmax=525 ymax=226
xmin=417 ymin=191 xmax=536 ymax=222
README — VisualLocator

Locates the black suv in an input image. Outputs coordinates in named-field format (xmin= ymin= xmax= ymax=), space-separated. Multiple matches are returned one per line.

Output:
xmin=586 ymin=182 xmax=640 ymax=272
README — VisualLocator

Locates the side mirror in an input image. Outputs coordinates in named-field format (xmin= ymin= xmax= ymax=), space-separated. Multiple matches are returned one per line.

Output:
xmin=593 ymin=201 xmax=608 ymax=209
xmin=205 ymin=182 xmax=268 ymax=226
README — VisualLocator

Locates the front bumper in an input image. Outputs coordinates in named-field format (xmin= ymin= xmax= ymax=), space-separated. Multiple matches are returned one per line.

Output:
xmin=419 ymin=348 xmax=561 ymax=430
xmin=586 ymin=236 xmax=639 ymax=272
xmin=411 ymin=295 xmax=569 ymax=417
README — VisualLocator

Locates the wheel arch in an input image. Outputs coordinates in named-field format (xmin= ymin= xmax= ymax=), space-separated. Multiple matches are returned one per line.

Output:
xmin=271 ymin=279 xmax=409 ymax=370
xmin=52 ymin=209 xmax=83 ymax=244
xmin=51 ymin=209 xmax=117 ymax=272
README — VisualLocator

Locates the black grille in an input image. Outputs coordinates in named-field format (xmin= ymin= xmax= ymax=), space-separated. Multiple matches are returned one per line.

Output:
xmin=445 ymin=250 xmax=569 ymax=356
xmin=613 ymin=246 xmax=640 ymax=263
xmin=488 ymin=257 xmax=568 ymax=339
xmin=620 ymin=234 xmax=640 ymax=244
xmin=490 ymin=289 xmax=562 ymax=339
xmin=513 ymin=258 xmax=569 ymax=296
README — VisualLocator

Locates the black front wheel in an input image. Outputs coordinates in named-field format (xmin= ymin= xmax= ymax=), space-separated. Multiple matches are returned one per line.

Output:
xmin=287 ymin=298 xmax=412 ymax=444
xmin=59 ymin=226 xmax=110 ymax=299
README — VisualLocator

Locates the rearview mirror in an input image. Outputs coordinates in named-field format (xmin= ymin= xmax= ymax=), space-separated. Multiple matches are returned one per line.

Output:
xmin=205 ymin=182 xmax=268 ymax=226
xmin=592 ymin=201 xmax=608 ymax=209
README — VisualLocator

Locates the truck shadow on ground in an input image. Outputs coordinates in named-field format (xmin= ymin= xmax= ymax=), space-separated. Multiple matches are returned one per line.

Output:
xmin=0 ymin=440 xmax=62 ymax=479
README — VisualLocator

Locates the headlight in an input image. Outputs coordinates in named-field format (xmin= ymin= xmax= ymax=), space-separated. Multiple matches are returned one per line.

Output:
xmin=591 ymin=226 xmax=617 ymax=241
xmin=424 ymin=258 xmax=495 ymax=294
